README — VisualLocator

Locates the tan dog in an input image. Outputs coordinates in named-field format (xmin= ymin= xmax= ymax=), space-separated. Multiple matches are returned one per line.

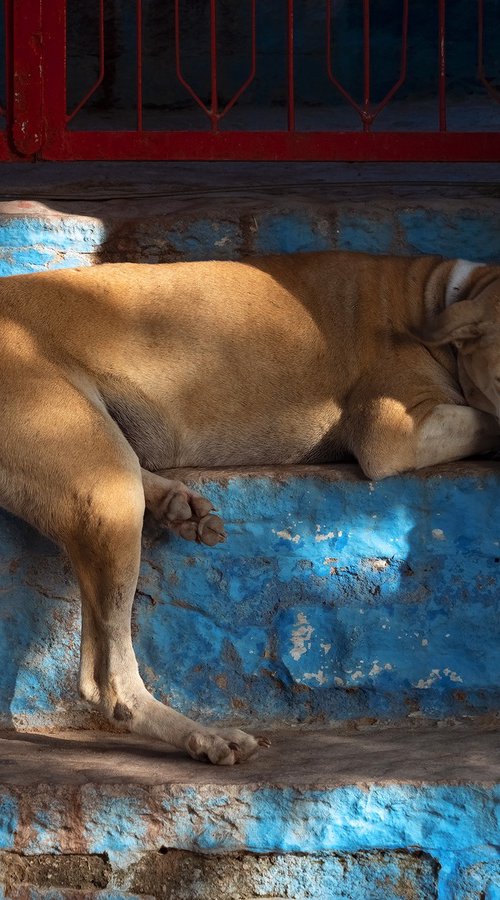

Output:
xmin=0 ymin=251 xmax=498 ymax=764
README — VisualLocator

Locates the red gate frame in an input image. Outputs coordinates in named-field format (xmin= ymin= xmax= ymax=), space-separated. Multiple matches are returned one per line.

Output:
xmin=3 ymin=0 xmax=500 ymax=162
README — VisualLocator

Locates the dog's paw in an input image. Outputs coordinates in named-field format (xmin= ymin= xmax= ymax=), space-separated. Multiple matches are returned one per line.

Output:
xmin=186 ymin=728 xmax=271 ymax=765
xmin=152 ymin=482 xmax=226 ymax=546
xmin=178 ymin=512 xmax=226 ymax=547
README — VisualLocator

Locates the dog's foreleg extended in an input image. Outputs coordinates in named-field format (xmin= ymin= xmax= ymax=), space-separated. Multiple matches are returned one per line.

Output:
xmin=414 ymin=404 xmax=500 ymax=469
xmin=354 ymin=396 xmax=499 ymax=479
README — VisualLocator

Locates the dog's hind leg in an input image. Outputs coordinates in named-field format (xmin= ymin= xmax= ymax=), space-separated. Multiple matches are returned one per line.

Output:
xmin=0 ymin=371 xmax=266 ymax=764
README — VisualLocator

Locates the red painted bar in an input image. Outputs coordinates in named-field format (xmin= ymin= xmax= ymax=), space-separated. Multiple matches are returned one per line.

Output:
xmin=210 ymin=0 xmax=218 ymax=130
xmin=219 ymin=0 xmax=256 ymax=119
xmin=326 ymin=0 xmax=365 ymax=121
xmin=38 ymin=0 xmax=66 ymax=159
xmin=372 ymin=0 xmax=409 ymax=120
xmin=38 ymin=129 xmax=500 ymax=162
xmin=0 ymin=0 xmax=8 ymax=117
xmin=174 ymin=0 xmax=256 ymax=127
xmin=10 ymin=0 xmax=43 ymax=156
xmin=327 ymin=0 xmax=409 ymax=131
xmin=0 ymin=0 xmax=13 ymax=159
xmin=175 ymin=0 xmax=211 ymax=117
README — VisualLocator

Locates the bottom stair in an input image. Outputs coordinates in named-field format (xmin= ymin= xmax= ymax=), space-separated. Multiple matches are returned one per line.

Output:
xmin=0 ymin=722 xmax=498 ymax=900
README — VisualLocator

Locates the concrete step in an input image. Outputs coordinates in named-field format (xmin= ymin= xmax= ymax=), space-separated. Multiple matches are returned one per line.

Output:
xmin=1 ymin=462 xmax=499 ymax=731
xmin=1 ymin=162 xmax=500 ymax=273
xmin=0 ymin=722 xmax=498 ymax=899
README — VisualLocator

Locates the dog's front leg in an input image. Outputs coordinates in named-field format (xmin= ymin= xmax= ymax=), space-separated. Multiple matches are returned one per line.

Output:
xmin=414 ymin=403 xmax=500 ymax=469
xmin=352 ymin=396 xmax=499 ymax=479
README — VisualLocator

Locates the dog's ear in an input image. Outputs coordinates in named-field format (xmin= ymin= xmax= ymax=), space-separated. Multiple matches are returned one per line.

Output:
xmin=416 ymin=299 xmax=485 ymax=347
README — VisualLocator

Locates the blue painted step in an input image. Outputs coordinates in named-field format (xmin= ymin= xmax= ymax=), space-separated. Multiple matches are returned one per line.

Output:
xmin=1 ymin=462 xmax=498 ymax=730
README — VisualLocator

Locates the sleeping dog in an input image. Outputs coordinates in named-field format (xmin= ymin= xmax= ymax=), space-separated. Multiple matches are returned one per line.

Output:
xmin=0 ymin=251 xmax=498 ymax=764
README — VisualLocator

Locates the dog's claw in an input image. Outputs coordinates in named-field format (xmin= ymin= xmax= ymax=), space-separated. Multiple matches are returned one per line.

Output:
xmin=192 ymin=496 xmax=216 ymax=518
xmin=185 ymin=729 xmax=268 ymax=765
xmin=228 ymin=741 xmax=241 ymax=761
xmin=179 ymin=521 xmax=198 ymax=542
xmin=257 ymin=736 xmax=271 ymax=748
xmin=197 ymin=514 xmax=226 ymax=547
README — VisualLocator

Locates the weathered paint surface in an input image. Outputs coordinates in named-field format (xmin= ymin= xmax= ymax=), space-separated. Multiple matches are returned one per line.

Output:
xmin=0 ymin=781 xmax=497 ymax=899
xmin=0 ymin=463 xmax=498 ymax=728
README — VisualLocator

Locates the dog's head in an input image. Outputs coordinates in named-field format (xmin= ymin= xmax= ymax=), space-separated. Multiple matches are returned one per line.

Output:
xmin=419 ymin=283 xmax=500 ymax=421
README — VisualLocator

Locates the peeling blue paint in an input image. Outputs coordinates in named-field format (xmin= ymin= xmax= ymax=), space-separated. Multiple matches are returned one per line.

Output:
xmin=336 ymin=211 xmax=396 ymax=253
xmin=0 ymin=216 xmax=107 ymax=251
xmin=445 ymin=858 xmax=500 ymax=900
xmin=240 ymin=785 xmax=500 ymax=856
xmin=164 ymin=220 xmax=242 ymax=261
xmin=2 ymin=194 xmax=500 ymax=280
xmin=81 ymin=789 xmax=150 ymax=862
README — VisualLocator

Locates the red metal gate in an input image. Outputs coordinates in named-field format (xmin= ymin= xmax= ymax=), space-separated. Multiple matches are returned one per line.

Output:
xmin=2 ymin=0 xmax=500 ymax=162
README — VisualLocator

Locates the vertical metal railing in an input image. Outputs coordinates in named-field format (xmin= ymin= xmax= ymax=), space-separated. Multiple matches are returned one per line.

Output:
xmin=3 ymin=0 xmax=500 ymax=161
xmin=174 ymin=0 xmax=256 ymax=133
xmin=326 ymin=0 xmax=409 ymax=130
xmin=66 ymin=0 xmax=105 ymax=125
xmin=0 ymin=0 xmax=8 ymax=120
xmin=287 ymin=0 xmax=295 ymax=132
xmin=0 ymin=0 xmax=8 ymax=159
xmin=9 ymin=0 xmax=44 ymax=156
